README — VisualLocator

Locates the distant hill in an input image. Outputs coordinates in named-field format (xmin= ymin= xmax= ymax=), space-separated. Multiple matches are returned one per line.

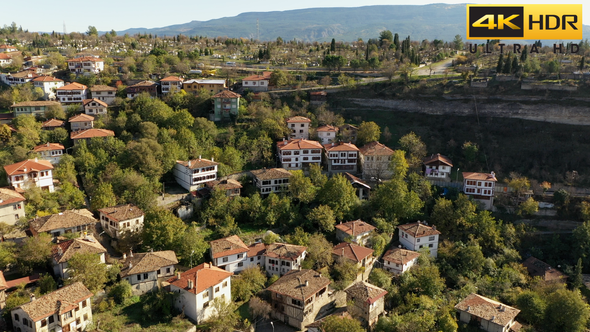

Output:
xmin=114 ymin=4 xmax=590 ymax=42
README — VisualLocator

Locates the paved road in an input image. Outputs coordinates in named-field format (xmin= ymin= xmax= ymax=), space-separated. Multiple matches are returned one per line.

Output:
xmin=255 ymin=319 xmax=297 ymax=332
xmin=414 ymin=57 xmax=455 ymax=76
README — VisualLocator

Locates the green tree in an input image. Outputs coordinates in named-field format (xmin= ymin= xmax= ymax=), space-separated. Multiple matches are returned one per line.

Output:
xmin=369 ymin=268 xmax=393 ymax=290
xmin=330 ymin=38 xmax=336 ymax=52
xmin=318 ymin=174 xmax=358 ymax=220
xmin=307 ymin=205 xmax=336 ymax=232
xmin=321 ymin=314 xmax=366 ymax=332
xmin=289 ymin=170 xmax=316 ymax=203
xmin=206 ymin=297 xmax=239 ymax=332
xmin=305 ymin=233 xmax=333 ymax=269
xmin=90 ymin=182 xmax=117 ymax=211
xmin=323 ymin=55 xmax=346 ymax=71
xmin=177 ymin=222 xmax=209 ymax=267
xmin=496 ymin=53 xmax=504 ymax=73
xmin=17 ymin=233 xmax=52 ymax=274
xmin=38 ymin=273 xmax=57 ymax=294
xmin=518 ymin=197 xmax=539 ymax=217
xmin=231 ymin=267 xmax=267 ymax=302
xmin=571 ymin=258 xmax=584 ymax=290
xmin=56 ymin=182 xmax=86 ymax=210
xmin=356 ymin=121 xmax=381 ymax=147
xmin=66 ymin=252 xmax=109 ymax=293
xmin=371 ymin=177 xmax=423 ymax=221
xmin=453 ymin=34 xmax=464 ymax=50
xmin=544 ymin=288 xmax=590 ymax=332
xmin=143 ymin=209 xmax=187 ymax=251
xmin=87 ymin=26 xmax=98 ymax=36
xmin=0 ymin=241 xmax=16 ymax=270
xmin=516 ymin=290 xmax=546 ymax=324
xmin=269 ymin=70 xmax=288 ymax=87
xmin=398 ymin=132 xmax=427 ymax=169
xmin=108 ymin=279 xmax=132 ymax=304
xmin=379 ymin=30 xmax=394 ymax=46
xmin=309 ymin=163 xmax=327 ymax=187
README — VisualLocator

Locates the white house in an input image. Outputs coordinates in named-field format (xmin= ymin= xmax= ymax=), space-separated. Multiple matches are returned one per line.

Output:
xmin=316 ymin=125 xmax=339 ymax=145
xmin=324 ymin=142 xmax=359 ymax=174
xmin=0 ymin=53 xmax=12 ymax=66
xmin=250 ymin=168 xmax=292 ymax=195
xmin=11 ymin=101 xmax=61 ymax=118
xmin=69 ymin=113 xmax=94 ymax=131
xmin=90 ymin=85 xmax=117 ymax=105
xmin=286 ymin=116 xmax=311 ymax=140
xmin=120 ymin=250 xmax=178 ymax=295
xmin=277 ymin=138 xmax=323 ymax=171
xmin=382 ymin=248 xmax=421 ymax=275
xmin=0 ymin=188 xmax=25 ymax=225
xmin=3 ymin=158 xmax=54 ymax=192
xmin=397 ymin=221 xmax=441 ymax=257
xmin=0 ymin=70 xmax=40 ymax=86
xmin=32 ymin=143 xmax=64 ymax=164
xmin=242 ymin=72 xmax=271 ymax=91
xmin=423 ymin=153 xmax=453 ymax=181
xmin=29 ymin=209 xmax=97 ymax=237
xmin=11 ymin=282 xmax=93 ymax=332
xmin=264 ymin=243 xmax=307 ymax=277
xmin=57 ymin=82 xmax=87 ymax=104
xmin=245 ymin=242 xmax=266 ymax=269
xmin=209 ymin=235 xmax=250 ymax=273
xmin=0 ymin=45 xmax=17 ymax=52
xmin=67 ymin=56 xmax=104 ymax=74
xmin=32 ymin=76 xmax=64 ymax=100
xmin=83 ymin=98 xmax=108 ymax=115
xmin=455 ymin=293 xmax=521 ymax=332
xmin=173 ymin=158 xmax=219 ymax=191
xmin=463 ymin=171 xmax=497 ymax=210
xmin=335 ymin=220 xmax=376 ymax=246
xmin=160 ymin=76 xmax=184 ymax=94
xmin=359 ymin=141 xmax=394 ymax=180
xmin=167 ymin=263 xmax=233 ymax=324
xmin=51 ymin=235 xmax=107 ymax=279
xmin=98 ymin=204 xmax=145 ymax=239
xmin=70 ymin=128 xmax=115 ymax=145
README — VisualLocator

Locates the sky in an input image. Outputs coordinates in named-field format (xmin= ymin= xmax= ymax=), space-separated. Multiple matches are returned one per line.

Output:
xmin=1 ymin=0 xmax=587 ymax=33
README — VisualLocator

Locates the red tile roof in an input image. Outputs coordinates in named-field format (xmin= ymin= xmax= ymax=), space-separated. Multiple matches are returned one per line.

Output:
xmin=32 ymin=76 xmax=63 ymax=82
xmin=210 ymin=235 xmax=249 ymax=259
xmin=382 ymin=248 xmax=421 ymax=265
xmin=332 ymin=242 xmax=374 ymax=263
xmin=243 ymin=72 xmax=272 ymax=81
xmin=68 ymin=114 xmax=94 ymax=122
xmin=67 ymin=56 xmax=103 ymax=63
xmin=212 ymin=90 xmax=241 ymax=99
xmin=359 ymin=141 xmax=394 ymax=156
xmin=167 ymin=263 xmax=233 ymax=294
xmin=10 ymin=101 xmax=61 ymax=108
xmin=4 ymin=159 xmax=53 ymax=176
xmin=286 ymin=116 xmax=311 ymax=123
xmin=277 ymin=138 xmax=323 ymax=150
xmin=0 ymin=54 xmax=11 ymax=60
xmin=247 ymin=242 xmax=266 ymax=257
xmin=265 ymin=243 xmax=306 ymax=261
xmin=70 ymin=128 xmax=114 ymax=140
xmin=33 ymin=143 xmax=65 ymax=152
xmin=324 ymin=142 xmax=359 ymax=152
xmin=160 ymin=76 xmax=184 ymax=82
xmin=423 ymin=153 xmax=453 ymax=167
xmin=98 ymin=204 xmax=144 ymax=222
xmin=316 ymin=125 xmax=339 ymax=133
xmin=90 ymin=85 xmax=116 ymax=92
xmin=57 ymin=82 xmax=87 ymax=90
xmin=51 ymin=235 xmax=107 ymax=264
xmin=335 ymin=220 xmax=375 ymax=236
xmin=42 ymin=119 xmax=65 ymax=128
xmin=83 ymin=98 xmax=108 ymax=107
xmin=176 ymin=158 xmax=219 ymax=169
xmin=463 ymin=172 xmax=497 ymax=182
xmin=5 ymin=273 xmax=40 ymax=289
xmin=397 ymin=222 xmax=440 ymax=238
xmin=0 ymin=188 xmax=25 ymax=206
xmin=15 ymin=282 xmax=92 ymax=322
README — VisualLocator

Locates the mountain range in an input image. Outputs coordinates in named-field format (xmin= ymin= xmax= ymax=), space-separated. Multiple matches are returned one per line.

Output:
xmin=113 ymin=4 xmax=590 ymax=42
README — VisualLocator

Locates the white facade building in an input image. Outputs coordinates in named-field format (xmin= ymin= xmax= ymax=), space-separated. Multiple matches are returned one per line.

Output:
xmin=32 ymin=76 xmax=64 ymax=100
xmin=90 ymin=85 xmax=117 ymax=105
xmin=32 ymin=143 xmax=64 ymax=164
xmin=463 ymin=171 xmax=497 ymax=210
xmin=51 ymin=235 xmax=107 ymax=279
xmin=423 ymin=153 xmax=453 ymax=181
xmin=335 ymin=220 xmax=376 ymax=246
xmin=455 ymin=293 xmax=521 ymax=332
xmin=4 ymin=159 xmax=54 ymax=192
xmin=57 ymin=82 xmax=87 ymax=104
xmin=277 ymin=138 xmax=323 ymax=171
xmin=210 ymin=235 xmax=250 ymax=273
xmin=264 ymin=243 xmax=307 ymax=277
xmin=160 ymin=76 xmax=184 ymax=94
xmin=242 ymin=72 xmax=271 ymax=91
xmin=83 ymin=98 xmax=108 ymax=115
xmin=251 ymin=168 xmax=292 ymax=195
xmin=286 ymin=116 xmax=311 ymax=140
xmin=382 ymin=248 xmax=420 ymax=275
xmin=397 ymin=221 xmax=441 ymax=257
xmin=99 ymin=204 xmax=145 ymax=239
xmin=120 ymin=251 xmax=178 ymax=295
xmin=67 ymin=56 xmax=104 ymax=74
xmin=173 ymin=158 xmax=219 ymax=191
xmin=316 ymin=125 xmax=339 ymax=145
xmin=359 ymin=141 xmax=394 ymax=180
xmin=0 ymin=188 xmax=25 ymax=225
xmin=323 ymin=142 xmax=359 ymax=174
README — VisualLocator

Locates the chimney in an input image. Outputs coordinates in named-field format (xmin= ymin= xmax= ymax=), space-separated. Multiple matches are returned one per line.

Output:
xmin=467 ymin=305 xmax=471 ymax=312
xmin=188 ymin=160 xmax=191 ymax=167
xmin=123 ymin=253 xmax=127 ymax=260
xmin=211 ymin=157 xmax=214 ymax=162
xmin=57 ymin=246 xmax=63 ymax=255
xmin=177 ymin=272 xmax=182 ymax=280
xmin=352 ymin=221 xmax=356 ymax=236
xmin=23 ymin=167 xmax=27 ymax=172
xmin=199 ymin=155 xmax=201 ymax=160
xmin=305 ymin=280 xmax=309 ymax=287
xmin=46 ymin=142 xmax=50 ymax=147
xmin=130 ymin=249 xmax=133 ymax=257
xmin=432 ymin=225 xmax=436 ymax=231
xmin=188 ymin=279 xmax=193 ymax=289
xmin=35 ymin=157 xmax=38 ymax=162
xmin=30 ymin=294 xmax=36 ymax=302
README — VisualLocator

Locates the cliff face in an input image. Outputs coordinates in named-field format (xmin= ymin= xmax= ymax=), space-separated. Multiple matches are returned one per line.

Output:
xmin=345 ymin=97 xmax=590 ymax=126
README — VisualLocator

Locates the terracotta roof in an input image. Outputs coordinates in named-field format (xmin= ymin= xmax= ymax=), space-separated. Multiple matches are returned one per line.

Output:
xmin=247 ymin=242 xmax=266 ymax=257
xmin=67 ymin=56 xmax=103 ymax=63
xmin=160 ymin=76 xmax=184 ymax=82
xmin=98 ymin=204 xmax=144 ymax=222
xmin=57 ymin=82 xmax=87 ymax=90
xmin=343 ymin=172 xmax=371 ymax=189
xmin=316 ymin=125 xmax=339 ymax=133
xmin=120 ymin=251 xmax=178 ymax=277
xmin=332 ymin=242 xmax=374 ymax=263
xmin=462 ymin=172 xmax=497 ymax=182
xmin=166 ymin=263 xmax=232 ymax=294
xmin=82 ymin=98 xmax=108 ymax=107
xmin=359 ymin=141 xmax=395 ymax=156
xmin=277 ymin=138 xmax=323 ymax=150
xmin=0 ymin=271 xmax=6 ymax=291
xmin=455 ymin=293 xmax=520 ymax=327
xmin=382 ymin=248 xmax=421 ymax=265
xmin=0 ymin=188 xmax=25 ymax=206
xmin=210 ymin=235 xmax=249 ymax=259
xmin=335 ymin=220 xmax=376 ymax=237
xmin=205 ymin=179 xmax=242 ymax=190
xmin=266 ymin=269 xmax=330 ymax=301
xmin=51 ymin=235 xmax=106 ymax=264
xmin=250 ymin=168 xmax=292 ymax=181
xmin=70 ymin=128 xmax=115 ymax=140
xmin=184 ymin=79 xmax=226 ymax=85
xmin=176 ymin=158 xmax=219 ymax=169
xmin=309 ymin=91 xmax=328 ymax=96
xmin=212 ymin=90 xmax=241 ymax=99
xmin=0 ymin=53 xmax=11 ymax=60
xmin=4 ymin=159 xmax=53 ymax=176
xmin=397 ymin=222 xmax=440 ymax=238
xmin=286 ymin=116 xmax=311 ymax=123
xmin=128 ymin=80 xmax=156 ymax=87
xmin=42 ymin=119 xmax=65 ymax=128
xmin=68 ymin=114 xmax=94 ymax=122
xmin=522 ymin=256 xmax=567 ymax=282
xmin=7 ymin=70 xmax=39 ymax=79
xmin=243 ymin=72 xmax=272 ymax=81
xmin=32 ymin=76 xmax=63 ymax=82
xmin=345 ymin=281 xmax=388 ymax=304
xmin=33 ymin=143 xmax=64 ymax=152
xmin=14 ymin=282 xmax=92 ymax=322
xmin=265 ymin=243 xmax=306 ymax=261
xmin=423 ymin=153 xmax=453 ymax=167
xmin=90 ymin=85 xmax=116 ymax=92
xmin=29 ymin=209 xmax=97 ymax=234
xmin=10 ymin=101 xmax=61 ymax=108
xmin=324 ymin=142 xmax=359 ymax=152
xmin=5 ymin=273 xmax=40 ymax=289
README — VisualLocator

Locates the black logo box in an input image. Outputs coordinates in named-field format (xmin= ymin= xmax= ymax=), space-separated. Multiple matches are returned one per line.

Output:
xmin=469 ymin=6 xmax=524 ymax=38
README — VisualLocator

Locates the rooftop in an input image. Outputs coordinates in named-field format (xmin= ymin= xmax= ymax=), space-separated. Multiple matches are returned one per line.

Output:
xmin=176 ymin=158 xmax=219 ymax=169
xmin=247 ymin=242 xmax=266 ymax=257
xmin=316 ymin=125 xmax=339 ymax=133
xmin=277 ymin=138 xmax=323 ymax=150
xmin=32 ymin=76 xmax=63 ymax=82
xmin=265 ymin=243 xmax=306 ymax=261
xmin=423 ymin=153 xmax=453 ymax=167
xmin=120 ymin=251 xmax=178 ymax=277
xmin=0 ymin=188 xmax=25 ymax=206
xmin=250 ymin=168 xmax=292 ymax=181
xmin=98 ymin=204 xmax=144 ymax=222
xmin=359 ymin=141 xmax=395 ymax=156
xmin=286 ymin=116 xmax=311 ymax=123
xmin=335 ymin=220 xmax=375 ymax=237
xmin=212 ymin=90 xmax=241 ymax=99
xmin=184 ymin=79 xmax=226 ymax=85
xmin=83 ymin=98 xmax=108 ymax=107
xmin=68 ymin=114 xmax=94 ymax=122
xmin=15 ymin=282 xmax=92 ymax=322
xmin=52 ymin=235 xmax=107 ymax=264
xmin=166 ymin=263 xmax=232 ymax=295
xmin=266 ymin=269 xmax=330 ymax=301
xmin=382 ymin=248 xmax=421 ymax=265
xmin=160 ymin=76 xmax=184 ymax=82
xmin=455 ymin=293 xmax=520 ymax=327
xmin=57 ymin=82 xmax=87 ymax=90
xmin=70 ymin=128 xmax=115 ymax=140
xmin=522 ymin=256 xmax=567 ymax=282
xmin=210 ymin=235 xmax=248 ymax=259
xmin=345 ymin=281 xmax=387 ymax=304
xmin=463 ymin=172 xmax=497 ymax=182
xmin=243 ymin=72 xmax=272 ymax=81
xmin=29 ymin=209 xmax=97 ymax=234
xmin=343 ymin=172 xmax=371 ymax=190
xmin=332 ymin=242 xmax=374 ymax=263
xmin=205 ymin=179 xmax=242 ymax=191
xmin=42 ymin=119 xmax=64 ymax=128
xmin=397 ymin=221 xmax=440 ymax=238
xmin=10 ymin=101 xmax=61 ymax=108
xmin=67 ymin=56 xmax=103 ymax=63
xmin=324 ymin=142 xmax=359 ymax=152
xmin=33 ymin=142 xmax=65 ymax=152
xmin=128 ymin=80 xmax=156 ymax=88
xmin=4 ymin=159 xmax=53 ymax=176
xmin=90 ymin=85 xmax=116 ymax=92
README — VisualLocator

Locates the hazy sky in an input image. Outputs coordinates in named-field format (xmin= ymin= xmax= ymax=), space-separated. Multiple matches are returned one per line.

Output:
xmin=2 ymin=0 xmax=587 ymax=33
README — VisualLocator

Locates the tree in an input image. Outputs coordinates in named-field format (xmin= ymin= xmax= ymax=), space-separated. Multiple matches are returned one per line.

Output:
xmin=142 ymin=209 xmax=187 ymax=251
xmin=320 ymin=75 xmax=332 ymax=88
xmin=176 ymin=222 xmax=209 ymax=267
xmin=249 ymin=296 xmax=272 ymax=325
xmin=307 ymin=205 xmax=336 ymax=232
xmin=108 ymin=280 xmax=132 ymax=304
xmin=17 ymin=233 xmax=52 ymax=274
xmin=371 ymin=178 xmax=423 ymax=221
xmin=66 ymin=253 xmax=109 ymax=293
xmin=86 ymin=26 xmax=98 ymax=36
xmin=496 ymin=53 xmax=504 ymax=73
xmin=544 ymin=288 xmax=590 ymax=332
xmin=389 ymin=150 xmax=409 ymax=181
xmin=231 ymin=267 xmax=267 ymax=302
xmin=398 ymin=132 xmax=427 ymax=169
xmin=309 ymin=163 xmax=328 ymax=187
xmin=56 ymin=182 xmax=86 ymax=210
xmin=379 ymin=30 xmax=394 ymax=46
xmin=270 ymin=70 xmax=288 ymax=87
xmin=306 ymin=233 xmax=333 ymax=269
xmin=369 ymin=268 xmax=393 ymax=290
xmin=331 ymin=38 xmax=336 ymax=52
xmin=90 ymin=182 xmax=117 ymax=211
xmin=0 ymin=241 xmax=16 ymax=270
xmin=321 ymin=315 xmax=366 ymax=332
xmin=516 ymin=290 xmax=546 ymax=324
xmin=332 ymin=256 xmax=359 ymax=289
xmin=318 ymin=174 xmax=358 ymax=220
xmin=206 ymin=297 xmax=239 ymax=332
xmin=518 ymin=197 xmax=539 ymax=217
xmin=507 ymin=172 xmax=530 ymax=196
xmin=323 ymin=55 xmax=346 ymax=72
xmin=453 ymin=34 xmax=464 ymax=50
xmin=571 ymin=258 xmax=584 ymax=290
xmin=357 ymin=121 xmax=381 ymax=146
xmin=288 ymin=170 xmax=316 ymax=203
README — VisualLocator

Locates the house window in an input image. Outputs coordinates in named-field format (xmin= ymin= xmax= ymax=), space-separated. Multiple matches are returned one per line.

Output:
xmin=76 ymin=318 xmax=81 ymax=325
xmin=203 ymin=301 xmax=210 ymax=308
xmin=64 ymin=311 xmax=72 ymax=319
xmin=237 ymin=254 xmax=243 ymax=258
xmin=14 ymin=314 xmax=19 ymax=321
xmin=237 ymin=262 xmax=243 ymax=267
xmin=42 ymin=319 xmax=47 ymax=327
xmin=83 ymin=299 xmax=88 ymax=308
xmin=215 ymin=287 xmax=220 ymax=293
xmin=203 ymin=291 xmax=208 ymax=299
xmin=429 ymin=236 xmax=435 ymax=241
xmin=223 ymin=257 xmax=228 ymax=263
xmin=83 ymin=314 xmax=88 ymax=321
xmin=137 ymin=274 xmax=142 ymax=281
xmin=250 ymin=257 xmax=254 ymax=262
xmin=429 ymin=244 xmax=434 ymax=248
xmin=417 ymin=238 xmax=420 ymax=242
xmin=166 ymin=267 xmax=171 ymax=273
xmin=49 ymin=315 xmax=54 ymax=323
xmin=223 ymin=281 xmax=228 ymax=287
xmin=143 ymin=273 xmax=148 ymax=279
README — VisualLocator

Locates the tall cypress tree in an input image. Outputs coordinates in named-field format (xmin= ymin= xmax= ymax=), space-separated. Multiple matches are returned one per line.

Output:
xmin=496 ymin=53 xmax=504 ymax=73
xmin=503 ymin=53 xmax=512 ymax=74
xmin=393 ymin=33 xmax=400 ymax=50
xmin=330 ymin=38 xmax=336 ymax=52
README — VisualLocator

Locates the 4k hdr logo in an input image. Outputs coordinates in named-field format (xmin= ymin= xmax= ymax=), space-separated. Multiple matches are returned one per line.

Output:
xmin=467 ymin=5 xmax=583 ymax=40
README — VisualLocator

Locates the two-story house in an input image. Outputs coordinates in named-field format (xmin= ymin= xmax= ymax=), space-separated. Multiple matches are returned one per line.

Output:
xmin=286 ymin=116 xmax=311 ymax=140
xmin=32 ymin=76 xmax=64 ymax=100
xmin=265 ymin=243 xmax=307 ymax=277
xmin=251 ymin=168 xmax=292 ymax=195
xmin=51 ymin=235 xmax=107 ymax=279
xmin=120 ymin=250 xmax=178 ymax=295
xmin=67 ymin=56 xmax=104 ymax=74
xmin=211 ymin=90 xmax=240 ymax=121
xmin=277 ymin=138 xmax=323 ymax=171
xmin=173 ymin=158 xmax=219 ymax=191
xmin=29 ymin=209 xmax=98 ymax=237
xmin=4 ymin=158 xmax=54 ymax=192
xmin=332 ymin=242 xmax=375 ymax=282
xmin=242 ymin=72 xmax=271 ymax=91
xmin=183 ymin=79 xmax=227 ymax=95
xmin=42 ymin=118 xmax=65 ymax=130
xmin=245 ymin=242 xmax=266 ymax=269
xmin=463 ymin=171 xmax=497 ymax=210
xmin=160 ymin=76 xmax=183 ymax=94
xmin=267 ymin=269 xmax=334 ymax=330
xmin=11 ymin=282 xmax=93 ymax=332
xmin=423 ymin=153 xmax=453 ymax=181
xmin=316 ymin=125 xmax=339 ymax=145
xmin=0 ymin=70 xmax=40 ymax=86
xmin=126 ymin=81 xmax=158 ymax=99
xmin=397 ymin=221 xmax=441 ymax=257
xmin=205 ymin=179 xmax=242 ymax=197
xmin=167 ymin=263 xmax=233 ymax=324
xmin=0 ymin=188 xmax=25 ymax=225
xmin=11 ymin=101 xmax=61 ymax=118
xmin=324 ymin=142 xmax=359 ymax=174
xmin=70 ymin=128 xmax=115 ymax=145
xmin=340 ymin=124 xmax=358 ymax=143
xmin=382 ymin=248 xmax=421 ymax=275
xmin=455 ymin=293 xmax=521 ymax=332
xmin=0 ymin=53 xmax=11 ymax=67
xmin=68 ymin=114 xmax=94 ymax=131
xmin=57 ymin=82 xmax=87 ymax=104
xmin=90 ymin=85 xmax=117 ymax=105
xmin=32 ymin=143 xmax=64 ymax=164
xmin=335 ymin=220 xmax=376 ymax=246
xmin=98 ymin=204 xmax=145 ymax=239
xmin=359 ymin=141 xmax=395 ymax=180
xmin=210 ymin=235 xmax=250 ymax=273
xmin=83 ymin=98 xmax=108 ymax=115
xmin=0 ymin=45 xmax=17 ymax=52
xmin=345 ymin=281 xmax=387 ymax=328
